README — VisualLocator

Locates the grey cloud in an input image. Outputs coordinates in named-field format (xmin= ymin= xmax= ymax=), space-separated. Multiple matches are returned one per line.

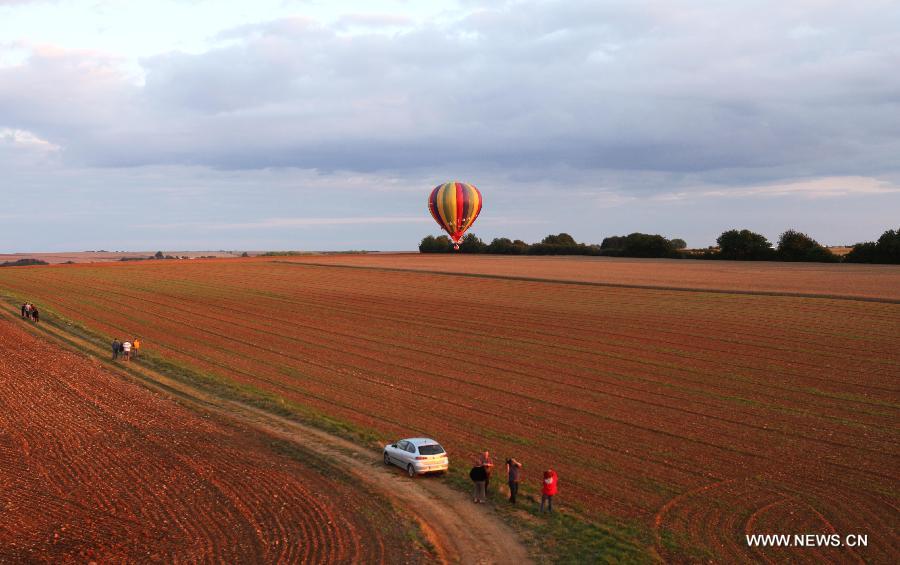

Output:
xmin=1 ymin=0 xmax=899 ymax=190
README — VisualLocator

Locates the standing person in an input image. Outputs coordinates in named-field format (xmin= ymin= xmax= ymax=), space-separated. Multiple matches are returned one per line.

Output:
xmin=132 ymin=337 xmax=141 ymax=359
xmin=480 ymin=450 xmax=495 ymax=493
xmin=24 ymin=303 xmax=33 ymax=320
xmin=506 ymin=458 xmax=522 ymax=504
xmin=122 ymin=340 xmax=132 ymax=362
xmin=111 ymin=338 xmax=121 ymax=360
xmin=31 ymin=307 xmax=39 ymax=323
xmin=469 ymin=463 xmax=487 ymax=504
xmin=540 ymin=469 xmax=558 ymax=513
xmin=21 ymin=303 xmax=27 ymax=318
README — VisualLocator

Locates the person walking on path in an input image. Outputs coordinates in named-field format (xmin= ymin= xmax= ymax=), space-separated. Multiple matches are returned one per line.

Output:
xmin=122 ymin=340 xmax=132 ymax=362
xmin=506 ymin=458 xmax=522 ymax=504
xmin=540 ymin=469 xmax=558 ymax=513
xmin=470 ymin=463 xmax=488 ymax=504
xmin=480 ymin=450 xmax=495 ymax=493
xmin=21 ymin=303 xmax=27 ymax=318
xmin=24 ymin=303 xmax=33 ymax=321
xmin=111 ymin=338 xmax=121 ymax=360
xmin=31 ymin=307 xmax=39 ymax=323
xmin=132 ymin=337 xmax=141 ymax=359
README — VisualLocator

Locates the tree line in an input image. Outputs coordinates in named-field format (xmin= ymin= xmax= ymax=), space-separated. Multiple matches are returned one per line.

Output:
xmin=419 ymin=232 xmax=688 ymax=257
xmin=419 ymin=227 xmax=900 ymax=264
xmin=0 ymin=258 xmax=49 ymax=267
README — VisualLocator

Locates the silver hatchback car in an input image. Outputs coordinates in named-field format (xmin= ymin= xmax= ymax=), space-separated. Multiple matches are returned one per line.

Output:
xmin=383 ymin=438 xmax=449 ymax=477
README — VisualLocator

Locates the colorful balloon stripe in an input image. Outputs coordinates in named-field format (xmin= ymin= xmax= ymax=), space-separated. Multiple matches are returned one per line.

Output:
xmin=427 ymin=181 xmax=482 ymax=248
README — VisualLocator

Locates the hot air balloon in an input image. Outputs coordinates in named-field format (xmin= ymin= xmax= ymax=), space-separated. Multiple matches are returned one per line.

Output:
xmin=427 ymin=181 xmax=483 ymax=250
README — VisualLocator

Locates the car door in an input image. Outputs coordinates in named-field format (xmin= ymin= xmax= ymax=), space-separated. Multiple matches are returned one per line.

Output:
xmin=393 ymin=440 xmax=409 ymax=465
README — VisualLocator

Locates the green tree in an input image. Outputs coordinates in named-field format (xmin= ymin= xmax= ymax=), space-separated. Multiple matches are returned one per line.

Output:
xmin=670 ymin=238 xmax=687 ymax=250
xmin=600 ymin=235 xmax=626 ymax=251
xmin=623 ymin=233 xmax=677 ymax=258
xmin=845 ymin=227 xmax=900 ymax=264
xmin=418 ymin=235 xmax=452 ymax=253
xmin=541 ymin=233 xmax=577 ymax=246
xmin=777 ymin=229 xmax=837 ymax=262
xmin=874 ymin=227 xmax=900 ymax=263
xmin=599 ymin=233 xmax=678 ymax=258
xmin=716 ymin=229 xmax=774 ymax=260
xmin=154 ymin=251 xmax=165 ymax=259
xmin=458 ymin=233 xmax=487 ymax=253
xmin=487 ymin=237 xmax=528 ymax=254
xmin=511 ymin=239 xmax=530 ymax=253
xmin=529 ymin=233 xmax=595 ymax=255
xmin=844 ymin=242 xmax=877 ymax=263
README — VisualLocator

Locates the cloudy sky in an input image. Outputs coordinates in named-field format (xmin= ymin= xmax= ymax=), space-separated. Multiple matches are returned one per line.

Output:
xmin=2 ymin=0 xmax=898 ymax=252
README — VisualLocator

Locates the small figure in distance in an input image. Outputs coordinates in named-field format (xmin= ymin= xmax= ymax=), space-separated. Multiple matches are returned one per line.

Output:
xmin=31 ymin=307 xmax=39 ymax=323
xmin=480 ymin=450 xmax=494 ymax=493
xmin=469 ymin=460 xmax=488 ymax=504
xmin=132 ymin=337 xmax=141 ymax=359
xmin=24 ymin=303 xmax=33 ymax=321
xmin=541 ymin=468 xmax=558 ymax=513
xmin=111 ymin=338 xmax=121 ymax=360
xmin=21 ymin=303 xmax=27 ymax=319
xmin=506 ymin=458 xmax=522 ymax=504
xmin=122 ymin=339 xmax=132 ymax=362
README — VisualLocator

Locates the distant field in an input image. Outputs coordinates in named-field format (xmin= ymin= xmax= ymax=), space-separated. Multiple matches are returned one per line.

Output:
xmin=0 ymin=256 xmax=897 ymax=562
xmin=0 ymin=314 xmax=426 ymax=563
xmin=0 ymin=251 xmax=240 ymax=264
xmin=280 ymin=253 xmax=900 ymax=301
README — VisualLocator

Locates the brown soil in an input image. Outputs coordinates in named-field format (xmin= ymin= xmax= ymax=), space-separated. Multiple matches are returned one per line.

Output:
xmin=1 ymin=310 xmax=532 ymax=565
xmin=0 ymin=256 xmax=896 ymax=562
xmin=0 ymin=315 xmax=432 ymax=563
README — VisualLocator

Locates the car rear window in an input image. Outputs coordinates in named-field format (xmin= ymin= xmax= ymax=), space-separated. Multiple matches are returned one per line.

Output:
xmin=418 ymin=444 xmax=445 ymax=455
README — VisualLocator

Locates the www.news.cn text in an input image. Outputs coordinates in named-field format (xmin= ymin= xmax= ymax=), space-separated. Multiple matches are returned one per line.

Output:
xmin=746 ymin=534 xmax=868 ymax=548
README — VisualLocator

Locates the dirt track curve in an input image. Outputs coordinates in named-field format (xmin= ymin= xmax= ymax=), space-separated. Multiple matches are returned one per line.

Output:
xmin=228 ymin=404 xmax=534 ymax=565
xmin=7 ymin=309 xmax=532 ymax=565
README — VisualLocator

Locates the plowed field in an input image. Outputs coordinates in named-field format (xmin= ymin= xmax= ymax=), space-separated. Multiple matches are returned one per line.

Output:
xmin=281 ymin=253 xmax=900 ymax=301
xmin=1 ymin=256 xmax=897 ymax=562
xmin=0 ymin=316 xmax=427 ymax=563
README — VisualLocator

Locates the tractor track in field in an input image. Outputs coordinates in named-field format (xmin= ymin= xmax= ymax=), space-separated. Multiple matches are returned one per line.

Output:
xmin=8 ymin=308 xmax=533 ymax=565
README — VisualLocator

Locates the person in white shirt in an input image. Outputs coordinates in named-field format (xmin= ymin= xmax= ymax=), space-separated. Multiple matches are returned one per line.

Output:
xmin=122 ymin=340 xmax=132 ymax=361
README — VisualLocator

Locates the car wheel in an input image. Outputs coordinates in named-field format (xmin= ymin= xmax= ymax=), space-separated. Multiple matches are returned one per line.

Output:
xmin=407 ymin=464 xmax=416 ymax=478
xmin=383 ymin=452 xmax=391 ymax=466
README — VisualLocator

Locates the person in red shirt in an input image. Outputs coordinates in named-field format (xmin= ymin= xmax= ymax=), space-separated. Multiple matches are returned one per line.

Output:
xmin=541 ymin=468 xmax=558 ymax=513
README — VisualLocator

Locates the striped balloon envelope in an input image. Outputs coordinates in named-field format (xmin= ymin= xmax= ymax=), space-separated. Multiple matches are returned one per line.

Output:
xmin=427 ymin=181 xmax=483 ymax=250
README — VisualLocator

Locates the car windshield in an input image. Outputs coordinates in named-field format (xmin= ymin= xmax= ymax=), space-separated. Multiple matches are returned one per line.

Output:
xmin=418 ymin=444 xmax=445 ymax=455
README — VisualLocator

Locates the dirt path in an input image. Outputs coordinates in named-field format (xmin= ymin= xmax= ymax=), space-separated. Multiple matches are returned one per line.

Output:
xmin=230 ymin=404 xmax=533 ymax=565
xmin=9 ymin=310 xmax=533 ymax=565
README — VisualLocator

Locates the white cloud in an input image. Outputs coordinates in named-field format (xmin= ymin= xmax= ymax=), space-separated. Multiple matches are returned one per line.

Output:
xmin=335 ymin=13 xmax=415 ymax=31
xmin=0 ymin=127 xmax=59 ymax=151
xmin=657 ymin=176 xmax=900 ymax=201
